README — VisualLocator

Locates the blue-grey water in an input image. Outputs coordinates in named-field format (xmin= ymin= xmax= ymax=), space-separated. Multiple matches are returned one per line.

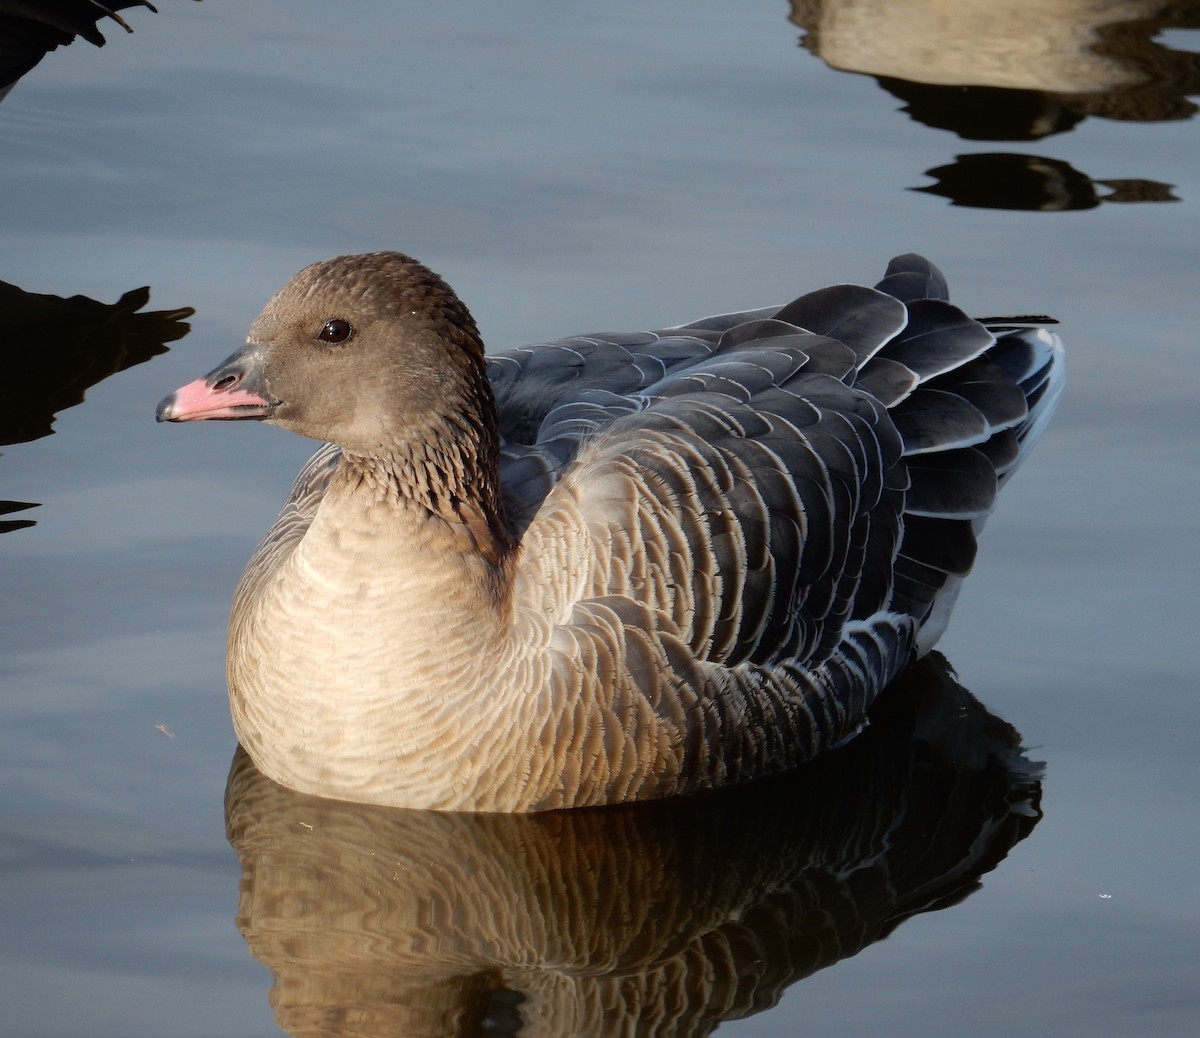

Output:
xmin=2 ymin=2 xmax=1198 ymax=1035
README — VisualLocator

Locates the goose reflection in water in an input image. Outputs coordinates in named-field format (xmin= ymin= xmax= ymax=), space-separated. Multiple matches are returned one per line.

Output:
xmin=788 ymin=0 xmax=1200 ymax=210
xmin=916 ymin=153 xmax=1179 ymax=211
xmin=0 ymin=1 xmax=194 ymax=103
xmin=225 ymin=653 xmax=1041 ymax=1038
xmin=0 ymin=279 xmax=192 ymax=532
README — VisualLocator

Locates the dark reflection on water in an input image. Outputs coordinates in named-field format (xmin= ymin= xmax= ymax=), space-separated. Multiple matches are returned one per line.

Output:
xmin=0 ymin=279 xmax=191 ymax=532
xmin=915 ymin=153 xmax=1179 ymax=211
xmin=225 ymin=654 xmax=1041 ymax=1038
xmin=877 ymin=80 xmax=1087 ymax=141
xmin=0 ymin=1 xmax=181 ymax=102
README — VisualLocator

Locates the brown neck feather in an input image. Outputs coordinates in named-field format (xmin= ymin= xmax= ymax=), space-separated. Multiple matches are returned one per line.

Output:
xmin=339 ymin=365 xmax=516 ymax=570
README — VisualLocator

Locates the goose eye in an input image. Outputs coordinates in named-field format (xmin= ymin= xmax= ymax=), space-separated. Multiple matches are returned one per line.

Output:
xmin=318 ymin=318 xmax=353 ymax=344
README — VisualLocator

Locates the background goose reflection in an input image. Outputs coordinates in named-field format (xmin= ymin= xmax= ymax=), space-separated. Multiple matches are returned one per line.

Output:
xmin=0 ymin=280 xmax=190 ymax=532
xmin=225 ymin=655 xmax=1041 ymax=1038
xmin=915 ymin=153 xmax=1179 ymax=210
xmin=789 ymin=0 xmax=1200 ymax=209
xmin=790 ymin=0 xmax=1200 ymax=125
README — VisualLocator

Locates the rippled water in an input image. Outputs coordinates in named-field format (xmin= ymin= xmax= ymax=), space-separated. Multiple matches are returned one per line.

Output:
xmin=2 ymin=2 xmax=1199 ymax=1035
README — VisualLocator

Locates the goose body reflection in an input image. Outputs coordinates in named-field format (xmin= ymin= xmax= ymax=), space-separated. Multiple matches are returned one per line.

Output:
xmin=917 ymin=153 xmax=1179 ymax=210
xmin=790 ymin=0 xmax=1200 ymax=136
xmin=159 ymin=252 xmax=1062 ymax=811
xmin=791 ymin=0 xmax=1192 ymax=94
xmin=225 ymin=656 xmax=1043 ymax=1038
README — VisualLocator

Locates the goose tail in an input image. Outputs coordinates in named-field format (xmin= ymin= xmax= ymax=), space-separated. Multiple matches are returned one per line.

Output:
xmin=865 ymin=254 xmax=1066 ymax=655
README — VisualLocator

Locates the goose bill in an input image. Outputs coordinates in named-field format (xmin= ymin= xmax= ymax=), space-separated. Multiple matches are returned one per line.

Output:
xmin=156 ymin=346 xmax=277 ymax=422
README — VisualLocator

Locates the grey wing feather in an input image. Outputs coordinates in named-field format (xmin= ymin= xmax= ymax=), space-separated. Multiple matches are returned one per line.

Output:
xmin=489 ymin=333 xmax=716 ymax=446
xmin=772 ymin=285 xmax=908 ymax=364
xmin=878 ymin=300 xmax=996 ymax=378
xmin=873 ymin=253 xmax=951 ymax=304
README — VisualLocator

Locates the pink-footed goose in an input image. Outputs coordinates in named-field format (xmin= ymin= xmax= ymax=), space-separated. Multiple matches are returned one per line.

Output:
xmin=157 ymin=252 xmax=1063 ymax=812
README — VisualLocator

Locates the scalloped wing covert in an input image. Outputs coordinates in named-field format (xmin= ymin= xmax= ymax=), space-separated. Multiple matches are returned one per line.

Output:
xmin=493 ymin=255 xmax=1062 ymax=691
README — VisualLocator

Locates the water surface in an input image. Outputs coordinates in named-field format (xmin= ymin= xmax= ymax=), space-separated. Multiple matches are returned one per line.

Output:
xmin=2 ymin=2 xmax=1199 ymax=1035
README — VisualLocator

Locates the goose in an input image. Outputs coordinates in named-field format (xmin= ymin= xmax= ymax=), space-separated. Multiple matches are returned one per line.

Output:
xmin=157 ymin=251 xmax=1063 ymax=812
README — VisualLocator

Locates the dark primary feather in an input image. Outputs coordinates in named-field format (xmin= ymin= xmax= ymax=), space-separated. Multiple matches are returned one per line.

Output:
xmin=874 ymin=253 xmax=951 ymax=304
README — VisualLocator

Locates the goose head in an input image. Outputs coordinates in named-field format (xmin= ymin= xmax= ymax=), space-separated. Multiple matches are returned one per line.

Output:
xmin=156 ymin=252 xmax=494 ymax=459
